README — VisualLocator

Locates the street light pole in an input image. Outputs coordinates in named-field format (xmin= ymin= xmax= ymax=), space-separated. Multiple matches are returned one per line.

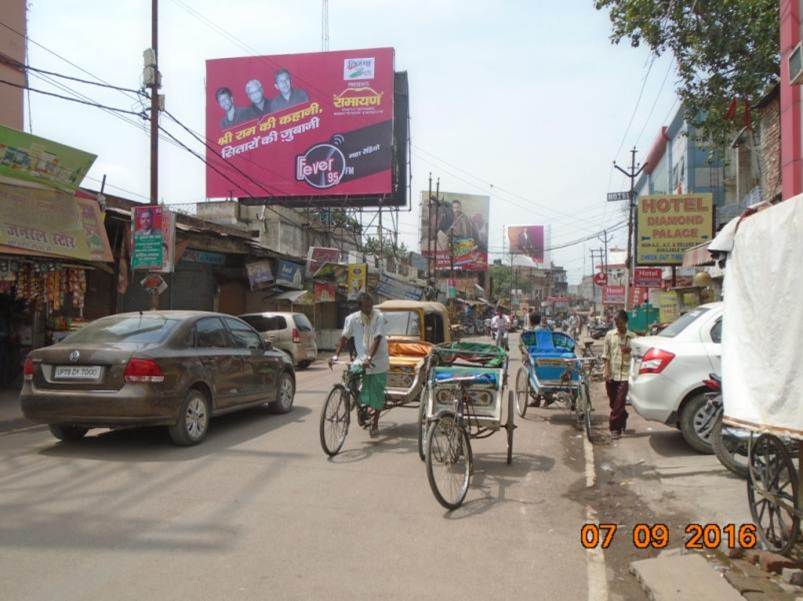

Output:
xmin=149 ymin=0 xmax=159 ymax=206
xmin=614 ymin=147 xmax=647 ymax=310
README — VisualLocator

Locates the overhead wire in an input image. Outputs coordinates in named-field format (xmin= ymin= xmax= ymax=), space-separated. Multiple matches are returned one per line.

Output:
xmin=0 ymin=78 xmax=147 ymax=117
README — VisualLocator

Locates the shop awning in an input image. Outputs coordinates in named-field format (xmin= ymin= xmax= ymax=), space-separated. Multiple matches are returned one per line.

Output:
xmin=272 ymin=290 xmax=313 ymax=305
xmin=682 ymin=241 xmax=713 ymax=267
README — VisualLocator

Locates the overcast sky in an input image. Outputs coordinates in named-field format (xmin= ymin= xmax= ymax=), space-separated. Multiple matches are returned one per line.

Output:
xmin=21 ymin=0 xmax=678 ymax=284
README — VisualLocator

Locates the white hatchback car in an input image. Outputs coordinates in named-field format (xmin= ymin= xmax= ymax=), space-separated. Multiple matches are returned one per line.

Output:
xmin=628 ymin=302 xmax=722 ymax=453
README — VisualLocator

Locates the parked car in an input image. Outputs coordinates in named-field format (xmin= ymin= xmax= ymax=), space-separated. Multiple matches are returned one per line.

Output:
xmin=628 ymin=302 xmax=722 ymax=452
xmin=239 ymin=312 xmax=317 ymax=368
xmin=20 ymin=311 xmax=296 ymax=446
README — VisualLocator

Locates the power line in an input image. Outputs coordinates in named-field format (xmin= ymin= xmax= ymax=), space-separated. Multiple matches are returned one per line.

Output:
xmin=635 ymin=58 xmax=675 ymax=149
xmin=0 ymin=78 xmax=147 ymax=117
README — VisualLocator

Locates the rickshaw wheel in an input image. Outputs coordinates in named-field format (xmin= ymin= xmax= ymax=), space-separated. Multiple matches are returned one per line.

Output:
xmin=506 ymin=390 xmax=515 ymax=465
xmin=582 ymin=382 xmax=593 ymax=443
xmin=515 ymin=368 xmax=529 ymax=418
xmin=426 ymin=413 xmax=472 ymax=510
xmin=319 ymin=385 xmax=350 ymax=457
xmin=417 ymin=389 xmax=428 ymax=462
xmin=747 ymin=433 xmax=800 ymax=555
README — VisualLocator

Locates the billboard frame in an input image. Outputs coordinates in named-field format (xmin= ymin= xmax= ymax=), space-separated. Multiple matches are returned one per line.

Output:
xmin=237 ymin=71 xmax=409 ymax=209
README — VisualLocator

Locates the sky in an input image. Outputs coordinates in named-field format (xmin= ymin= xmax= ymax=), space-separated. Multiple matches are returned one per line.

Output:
xmin=19 ymin=0 xmax=679 ymax=284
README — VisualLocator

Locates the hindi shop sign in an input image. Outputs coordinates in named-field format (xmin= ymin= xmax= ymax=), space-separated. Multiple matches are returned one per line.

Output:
xmin=246 ymin=261 xmax=275 ymax=290
xmin=634 ymin=267 xmax=663 ymax=288
xmin=206 ymin=48 xmax=394 ymax=199
xmin=636 ymin=194 xmax=714 ymax=266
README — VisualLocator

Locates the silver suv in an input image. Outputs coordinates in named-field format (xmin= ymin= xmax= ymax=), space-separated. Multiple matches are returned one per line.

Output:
xmin=239 ymin=312 xmax=318 ymax=368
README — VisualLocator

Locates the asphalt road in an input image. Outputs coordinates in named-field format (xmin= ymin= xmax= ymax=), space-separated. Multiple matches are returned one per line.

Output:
xmin=1 ymin=337 xmax=616 ymax=601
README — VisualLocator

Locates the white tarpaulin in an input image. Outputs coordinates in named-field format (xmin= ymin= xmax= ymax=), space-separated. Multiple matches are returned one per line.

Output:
xmin=722 ymin=195 xmax=803 ymax=436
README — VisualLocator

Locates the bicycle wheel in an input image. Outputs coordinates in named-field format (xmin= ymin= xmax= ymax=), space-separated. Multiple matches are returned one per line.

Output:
xmin=747 ymin=433 xmax=800 ymax=555
xmin=506 ymin=390 xmax=515 ymax=465
xmin=426 ymin=413 xmax=472 ymax=510
xmin=582 ymin=382 xmax=593 ymax=442
xmin=319 ymin=384 xmax=350 ymax=456
xmin=515 ymin=367 xmax=529 ymax=418
xmin=417 ymin=389 xmax=428 ymax=462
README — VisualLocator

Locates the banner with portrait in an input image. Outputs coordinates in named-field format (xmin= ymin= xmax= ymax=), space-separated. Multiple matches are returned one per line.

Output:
xmin=419 ymin=191 xmax=489 ymax=272
xmin=347 ymin=263 xmax=367 ymax=301
xmin=314 ymin=281 xmax=336 ymax=303
xmin=131 ymin=206 xmax=176 ymax=272
xmin=507 ymin=225 xmax=546 ymax=264
xmin=206 ymin=48 xmax=394 ymax=199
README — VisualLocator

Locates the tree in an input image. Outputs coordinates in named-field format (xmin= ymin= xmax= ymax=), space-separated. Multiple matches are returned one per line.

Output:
xmin=362 ymin=236 xmax=410 ymax=260
xmin=595 ymin=0 xmax=779 ymax=150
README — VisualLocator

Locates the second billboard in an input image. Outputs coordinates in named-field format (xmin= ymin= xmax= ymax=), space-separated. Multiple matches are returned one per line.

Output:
xmin=420 ymin=191 xmax=489 ymax=272
xmin=206 ymin=48 xmax=394 ymax=200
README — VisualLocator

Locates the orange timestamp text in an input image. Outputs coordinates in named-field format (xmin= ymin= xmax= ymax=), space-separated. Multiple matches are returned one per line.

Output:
xmin=580 ymin=523 xmax=757 ymax=550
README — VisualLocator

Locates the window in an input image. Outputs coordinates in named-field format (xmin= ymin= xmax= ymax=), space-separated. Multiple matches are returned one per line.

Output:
xmin=65 ymin=314 xmax=180 ymax=344
xmin=223 ymin=317 xmax=263 ymax=350
xmin=293 ymin=314 xmax=313 ymax=332
xmin=239 ymin=314 xmax=287 ymax=332
xmin=710 ymin=318 xmax=722 ymax=344
xmin=195 ymin=318 xmax=230 ymax=348
xmin=658 ymin=307 xmax=710 ymax=339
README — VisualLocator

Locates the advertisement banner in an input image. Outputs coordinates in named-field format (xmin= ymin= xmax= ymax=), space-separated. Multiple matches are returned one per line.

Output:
xmin=275 ymin=260 xmax=304 ymax=289
xmin=0 ymin=124 xmax=96 ymax=193
xmin=507 ymin=225 xmax=546 ymax=264
xmin=633 ymin=267 xmax=663 ymax=288
xmin=636 ymin=194 xmax=714 ymax=265
xmin=306 ymin=246 xmax=340 ymax=276
xmin=347 ymin=263 xmax=367 ymax=300
xmin=131 ymin=206 xmax=176 ymax=272
xmin=629 ymin=285 xmax=649 ymax=307
xmin=206 ymin=47 xmax=394 ymax=199
xmin=376 ymin=273 xmax=423 ymax=301
xmin=0 ymin=184 xmax=112 ymax=262
xmin=245 ymin=261 xmax=274 ymax=290
xmin=314 ymin=281 xmax=336 ymax=302
xmin=658 ymin=291 xmax=680 ymax=324
xmin=419 ymin=191 xmax=489 ymax=272
xmin=602 ymin=285 xmax=626 ymax=305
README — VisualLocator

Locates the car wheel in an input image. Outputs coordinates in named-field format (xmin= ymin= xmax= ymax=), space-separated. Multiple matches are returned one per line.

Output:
xmin=49 ymin=424 xmax=88 ymax=442
xmin=169 ymin=388 xmax=211 ymax=446
xmin=269 ymin=371 xmax=295 ymax=414
xmin=679 ymin=392 xmax=716 ymax=454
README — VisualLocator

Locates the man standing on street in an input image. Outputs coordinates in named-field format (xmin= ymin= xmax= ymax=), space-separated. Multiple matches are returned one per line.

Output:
xmin=603 ymin=309 xmax=636 ymax=439
xmin=329 ymin=292 xmax=389 ymax=437
xmin=490 ymin=306 xmax=510 ymax=350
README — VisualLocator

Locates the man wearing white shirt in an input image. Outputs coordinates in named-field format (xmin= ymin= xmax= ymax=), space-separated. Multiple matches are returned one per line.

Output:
xmin=329 ymin=292 xmax=389 ymax=436
xmin=490 ymin=306 xmax=511 ymax=349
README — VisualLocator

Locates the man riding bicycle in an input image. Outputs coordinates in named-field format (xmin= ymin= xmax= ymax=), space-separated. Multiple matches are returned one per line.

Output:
xmin=490 ymin=306 xmax=511 ymax=350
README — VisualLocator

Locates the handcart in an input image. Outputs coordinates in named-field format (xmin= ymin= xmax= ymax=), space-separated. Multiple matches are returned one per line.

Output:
xmin=418 ymin=342 xmax=514 ymax=510
xmin=515 ymin=329 xmax=594 ymax=441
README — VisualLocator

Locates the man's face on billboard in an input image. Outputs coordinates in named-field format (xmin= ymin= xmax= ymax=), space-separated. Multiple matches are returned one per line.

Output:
xmin=139 ymin=210 xmax=153 ymax=231
xmin=217 ymin=92 xmax=233 ymax=112
xmin=275 ymin=72 xmax=292 ymax=96
xmin=246 ymin=82 xmax=264 ymax=105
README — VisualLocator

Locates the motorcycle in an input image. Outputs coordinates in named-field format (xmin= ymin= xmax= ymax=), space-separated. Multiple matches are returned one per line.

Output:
xmin=589 ymin=322 xmax=611 ymax=340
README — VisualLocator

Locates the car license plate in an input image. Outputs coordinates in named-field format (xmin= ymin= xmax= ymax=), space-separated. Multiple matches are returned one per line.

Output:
xmin=54 ymin=366 xmax=102 ymax=379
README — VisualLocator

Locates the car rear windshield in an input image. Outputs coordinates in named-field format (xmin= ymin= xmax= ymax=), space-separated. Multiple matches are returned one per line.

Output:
xmin=64 ymin=314 xmax=180 ymax=344
xmin=658 ymin=307 xmax=710 ymax=338
xmin=240 ymin=315 xmax=287 ymax=332
xmin=292 ymin=314 xmax=313 ymax=332
xmin=384 ymin=311 xmax=421 ymax=337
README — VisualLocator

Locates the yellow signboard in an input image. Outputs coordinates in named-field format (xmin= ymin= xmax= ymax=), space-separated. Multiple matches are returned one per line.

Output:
xmin=657 ymin=291 xmax=680 ymax=324
xmin=0 ymin=183 xmax=112 ymax=262
xmin=636 ymin=194 xmax=714 ymax=265
xmin=347 ymin=263 xmax=367 ymax=301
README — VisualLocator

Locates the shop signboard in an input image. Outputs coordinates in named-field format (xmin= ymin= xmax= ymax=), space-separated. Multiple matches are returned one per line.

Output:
xmin=636 ymin=194 xmax=714 ymax=265
xmin=0 ymin=124 xmax=96 ymax=193
xmin=602 ymin=285 xmax=626 ymax=305
xmin=181 ymin=249 xmax=226 ymax=266
xmin=245 ymin=260 xmax=274 ymax=290
xmin=0 ymin=184 xmax=113 ymax=262
xmin=275 ymin=260 xmax=304 ymax=289
xmin=376 ymin=273 xmax=423 ymax=301
xmin=409 ymin=252 xmax=428 ymax=272
xmin=314 ymin=281 xmax=336 ymax=302
xmin=419 ymin=191 xmax=489 ymax=272
xmin=206 ymin=48 xmax=395 ymax=200
xmin=507 ymin=225 xmax=546 ymax=264
xmin=629 ymin=285 xmax=649 ymax=307
xmin=306 ymin=246 xmax=340 ymax=276
xmin=634 ymin=267 xmax=663 ymax=288
xmin=347 ymin=263 xmax=367 ymax=300
xmin=658 ymin=291 xmax=680 ymax=324
xmin=131 ymin=206 xmax=176 ymax=272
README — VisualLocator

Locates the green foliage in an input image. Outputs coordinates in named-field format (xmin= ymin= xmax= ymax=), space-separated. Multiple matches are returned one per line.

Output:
xmin=489 ymin=264 xmax=533 ymax=298
xmin=595 ymin=0 xmax=779 ymax=149
xmin=362 ymin=236 xmax=410 ymax=259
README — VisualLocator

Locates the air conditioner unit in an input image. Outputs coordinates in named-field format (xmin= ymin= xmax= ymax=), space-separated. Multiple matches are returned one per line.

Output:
xmin=789 ymin=42 xmax=803 ymax=85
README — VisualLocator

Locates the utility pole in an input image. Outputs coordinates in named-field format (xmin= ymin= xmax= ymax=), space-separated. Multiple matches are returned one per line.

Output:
xmin=149 ymin=0 xmax=159 ymax=206
xmin=427 ymin=173 xmax=433 ymax=282
xmin=321 ymin=0 xmax=330 ymax=51
xmin=614 ymin=147 xmax=647 ymax=310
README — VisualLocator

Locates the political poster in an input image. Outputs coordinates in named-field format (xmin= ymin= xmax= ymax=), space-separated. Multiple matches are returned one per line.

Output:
xmin=507 ymin=225 xmax=546 ymax=264
xmin=636 ymin=194 xmax=714 ymax=265
xmin=206 ymin=48 xmax=395 ymax=199
xmin=131 ymin=206 xmax=176 ymax=272
xmin=419 ymin=191 xmax=489 ymax=272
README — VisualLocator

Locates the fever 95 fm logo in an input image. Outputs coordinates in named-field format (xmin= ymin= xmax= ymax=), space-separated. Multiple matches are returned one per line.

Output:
xmin=295 ymin=143 xmax=346 ymax=189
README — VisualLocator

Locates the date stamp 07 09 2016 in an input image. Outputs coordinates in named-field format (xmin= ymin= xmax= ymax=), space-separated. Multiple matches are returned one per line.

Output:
xmin=580 ymin=523 xmax=758 ymax=551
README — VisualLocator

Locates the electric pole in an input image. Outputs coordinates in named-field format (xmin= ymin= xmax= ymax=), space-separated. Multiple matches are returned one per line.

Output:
xmin=427 ymin=173 xmax=433 ymax=282
xmin=613 ymin=147 xmax=647 ymax=310
xmin=148 ymin=0 xmax=159 ymax=206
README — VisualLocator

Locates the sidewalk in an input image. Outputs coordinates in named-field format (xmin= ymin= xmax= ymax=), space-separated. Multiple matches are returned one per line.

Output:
xmin=0 ymin=387 xmax=32 ymax=434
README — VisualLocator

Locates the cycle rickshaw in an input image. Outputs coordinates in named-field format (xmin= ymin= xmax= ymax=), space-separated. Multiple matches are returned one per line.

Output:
xmin=418 ymin=342 xmax=514 ymax=510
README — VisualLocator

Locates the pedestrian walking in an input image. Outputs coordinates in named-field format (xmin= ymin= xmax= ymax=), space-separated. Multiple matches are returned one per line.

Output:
xmin=602 ymin=309 xmax=636 ymax=439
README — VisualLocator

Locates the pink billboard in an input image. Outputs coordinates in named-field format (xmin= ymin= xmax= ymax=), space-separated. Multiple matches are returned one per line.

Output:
xmin=206 ymin=48 xmax=394 ymax=199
